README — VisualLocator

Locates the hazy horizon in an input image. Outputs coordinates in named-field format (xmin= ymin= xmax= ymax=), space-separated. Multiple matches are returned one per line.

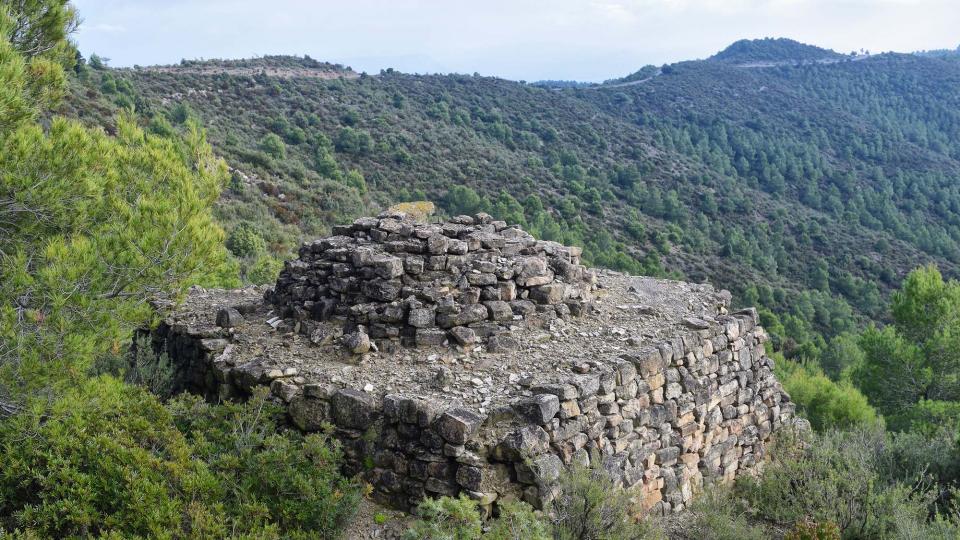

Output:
xmin=72 ymin=0 xmax=960 ymax=82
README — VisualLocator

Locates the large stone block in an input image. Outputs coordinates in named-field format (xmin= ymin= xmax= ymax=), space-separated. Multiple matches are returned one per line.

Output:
xmin=331 ymin=388 xmax=380 ymax=429
xmin=529 ymin=283 xmax=565 ymax=305
xmin=288 ymin=396 xmax=330 ymax=431
xmin=436 ymin=304 xmax=489 ymax=328
xmin=494 ymin=425 xmax=551 ymax=461
xmin=436 ymin=407 xmax=484 ymax=444
xmin=513 ymin=394 xmax=560 ymax=424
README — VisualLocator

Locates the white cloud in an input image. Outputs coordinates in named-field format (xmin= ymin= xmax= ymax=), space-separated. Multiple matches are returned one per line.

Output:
xmin=70 ymin=0 xmax=960 ymax=81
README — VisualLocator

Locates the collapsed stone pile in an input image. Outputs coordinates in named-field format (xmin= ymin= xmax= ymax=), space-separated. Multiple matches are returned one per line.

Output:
xmin=268 ymin=212 xmax=598 ymax=352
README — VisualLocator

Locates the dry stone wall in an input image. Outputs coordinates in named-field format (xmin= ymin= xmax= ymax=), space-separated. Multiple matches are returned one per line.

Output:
xmin=268 ymin=212 xmax=597 ymax=352
xmin=286 ymin=307 xmax=791 ymax=515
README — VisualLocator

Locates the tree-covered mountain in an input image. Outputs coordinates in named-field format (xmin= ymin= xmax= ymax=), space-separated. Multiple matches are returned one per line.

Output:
xmin=62 ymin=40 xmax=960 ymax=361
xmin=707 ymin=37 xmax=846 ymax=64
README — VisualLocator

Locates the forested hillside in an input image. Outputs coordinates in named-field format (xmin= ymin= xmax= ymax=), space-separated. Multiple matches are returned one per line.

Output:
xmin=62 ymin=40 xmax=960 ymax=364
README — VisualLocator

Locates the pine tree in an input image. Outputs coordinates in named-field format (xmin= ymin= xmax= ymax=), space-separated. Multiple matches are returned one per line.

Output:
xmin=0 ymin=2 xmax=238 ymax=407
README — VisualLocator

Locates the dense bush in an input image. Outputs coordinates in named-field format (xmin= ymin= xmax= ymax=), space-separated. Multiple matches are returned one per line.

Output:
xmin=775 ymin=357 xmax=878 ymax=431
xmin=404 ymin=495 xmax=485 ymax=540
xmin=736 ymin=427 xmax=959 ymax=539
xmin=0 ymin=377 xmax=221 ymax=538
xmin=675 ymin=485 xmax=769 ymax=540
xmin=247 ymin=253 xmax=284 ymax=284
xmin=169 ymin=390 xmax=362 ymax=538
xmin=0 ymin=378 xmax=361 ymax=538
xmin=226 ymin=222 xmax=267 ymax=258
xmin=260 ymin=133 xmax=286 ymax=159
xmin=404 ymin=495 xmax=549 ymax=540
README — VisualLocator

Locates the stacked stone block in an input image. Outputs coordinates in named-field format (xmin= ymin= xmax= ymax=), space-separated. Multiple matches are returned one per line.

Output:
xmin=268 ymin=212 xmax=597 ymax=351
xmin=278 ymin=308 xmax=792 ymax=515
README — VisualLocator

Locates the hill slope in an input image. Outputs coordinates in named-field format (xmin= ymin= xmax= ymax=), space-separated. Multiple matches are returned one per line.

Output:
xmin=61 ymin=42 xmax=960 ymax=358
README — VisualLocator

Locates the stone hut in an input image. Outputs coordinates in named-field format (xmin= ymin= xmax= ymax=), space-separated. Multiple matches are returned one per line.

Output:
xmin=144 ymin=212 xmax=795 ymax=516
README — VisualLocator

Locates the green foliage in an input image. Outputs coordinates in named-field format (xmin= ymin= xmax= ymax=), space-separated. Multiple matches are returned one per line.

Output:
xmin=710 ymin=38 xmax=843 ymax=64
xmin=854 ymin=266 xmax=960 ymax=416
xmin=168 ymin=101 xmax=193 ymax=124
xmin=784 ymin=520 xmax=841 ymax=540
xmin=0 ymin=7 xmax=68 ymax=132
xmin=0 ymin=378 xmax=361 ymax=538
xmin=406 ymin=470 xmax=650 ymax=540
xmin=227 ymin=222 xmax=266 ymax=258
xmin=122 ymin=335 xmax=174 ymax=398
xmin=344 ymin=169 xmax=367 ymax=195
xmin=246 ymin=253 xmax=283 ymax=285
xmin=0 ymin=376 xmax=219 ymax=538
xmin=87 ymin=52 xmax=103 ymax=69
xmin=818 ymin=333 xmax=864 ymax=380
xmin=444 ymin=185 xmax=487 ymax=217
xmin=404 ymin=495 xmax=483 ymax=540
xmin=678 ymin=485 xmax=769 ymax=540
xmin=775 ymin=357 xmax=878 ymax=431
xmin=169 ymin=389 xmax=363 ymax=538
xmin=891 ymin=264 xmax=960 ymax=343
xmin=550 ymin=466 xmax=658 ymax=540
xmin=260 ymin=132 xmax=286 ymax=159
xmin=737 ymin=427 xmax=959 ymax=539
xmin=0 ymin=11 xmax=238 ymax=406
xmin=484 ymin=500 xmax=551 ymax=540
xmin=886 ymin=399 xmax=960 ymax=435
xmin=334 ymin=126 xmax=372 ymax=155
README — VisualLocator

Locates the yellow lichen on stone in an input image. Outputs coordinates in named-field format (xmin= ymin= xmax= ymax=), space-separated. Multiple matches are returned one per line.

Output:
xmin=387 ymin=201 xmax=435 ymax=222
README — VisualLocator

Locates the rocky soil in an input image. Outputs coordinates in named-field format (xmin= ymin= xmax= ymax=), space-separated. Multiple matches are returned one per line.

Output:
xmin=167 ymin=270 xmax=732 ymax=413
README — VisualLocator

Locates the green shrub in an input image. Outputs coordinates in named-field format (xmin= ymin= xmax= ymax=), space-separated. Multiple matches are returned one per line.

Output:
xmin=260 ymin=133 xmax=287 ymax=159
xmin=227 ymin=222 xmax=266 ymax=258
xmin=334 ymin=127 xmax=372 ymax=155
xmin=784 ymin=520 xmax=841 ymax=540
xmin=776 ymin=357 xmax=878 ymax=431
xmin=0 ymin=379 xmax=361 ymax=539
xmin=550 ymin=466 xmax=659 ymax=540
xmin=246 ymin=254 xmax=284 ymax=285
xmin=678 ymin=485 xmax=768 ymax=540
xmin=406 ymin=496 xmax=548 ymax=540
xmin=404 ymin=495 xmax=483 ymax=540
xmin=737 ymin=427 xmax=957 ymax=539
xmin=485 ymin=500 xmax=550 ymax=540
xmin=345 ymin=169 xmax=368 ymax=195
xmin=169 ymin=390 xmax=363 ymax=538
xmin=0 ymin=376 xmax=224 ymax=538
xmin=124 ymin=335 xmax=174 ymax=397
xmin=886 ymin=399 xmax=960 ymax=436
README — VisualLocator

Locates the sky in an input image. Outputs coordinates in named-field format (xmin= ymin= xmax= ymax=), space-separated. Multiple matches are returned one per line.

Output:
xmin=72 ymin=0 xmax=960 ymax=82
